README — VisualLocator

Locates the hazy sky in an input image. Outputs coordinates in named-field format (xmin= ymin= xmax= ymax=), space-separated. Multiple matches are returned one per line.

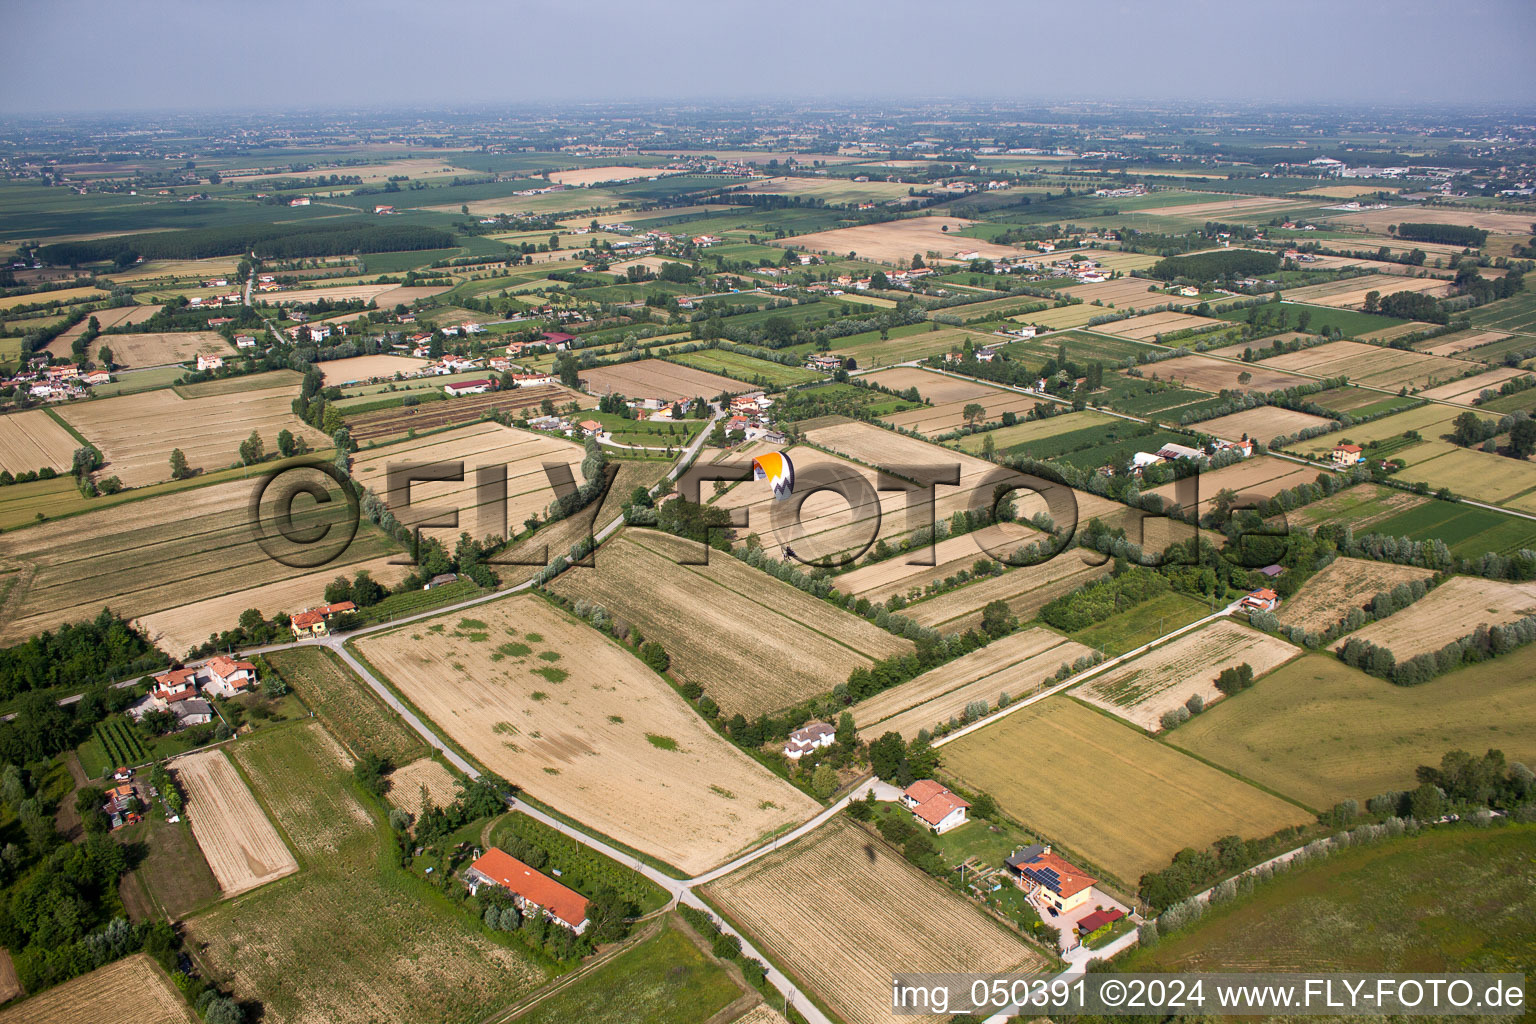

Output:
xmin=4 ymin=0 xmax=1534 ymax=115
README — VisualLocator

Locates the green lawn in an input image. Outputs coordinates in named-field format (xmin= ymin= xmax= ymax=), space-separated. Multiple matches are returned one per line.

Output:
xmin=666 ymin=349 xmax=820 ymax=387
xmin=514 ymin=918 xmax=743 ymax=1024
xmin=1070 ymin=591 xmax=1213 ymax=658
xmin=1121 ymin=824 xmax=1536 ymax=972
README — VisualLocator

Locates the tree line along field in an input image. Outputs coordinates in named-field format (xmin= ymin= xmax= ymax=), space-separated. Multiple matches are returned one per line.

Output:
xmin=1345 ymin=575 xmax=1536 ymax=660
xmin=940 ymin=697 xmax=1312 ymax=884
xmin=832 ymin=521 xmax=1039 ymax=604
xmin=350 ymin=421 xmax=585 ymax=539
xmin=851 ymin=626 xmax=1092 ymax=740
xmin=548 ymin=530 xmax=911 ymax=718
xmin=1075 ymin=621 xmax=1300 ymax=732
xmin=0 ymin=474 xmax=398 ymax=646
xmin=904 ymin=552 xmax=1114 ymax=634
xmin=173 ymin=748 xmax=298 ymax=898
xmin=702 ymin=817 xmax=1045 ymax=1024
xmin=824 ymin=324 xmax=985 ymax=369
xmin=0 ymin=953 xmax=195 ymax=1024
xmin=950 ymin=409 xmax=1118 ymax=456
xmin=1292 ymin=401 xmax=1488 ymax=456
xmin=1387 ymin=440 xmax=1536 ymax=514
xmin=57 ymin=383 xmax=330 ymax=487
xmin=1120 ymin=824 xmax=1536 ymax=974
xmin=1147 ymin=456 xmax=1323 ymax=519
xmin=1276 ymin=557 xmax=1436 ymax=633
xmin=344 ymin=384 xmax=596 ymax=443
xmin=185 ymin=722 xmax=549 ymax=1024
xmin=0 ymin=409 xmax=80 ymax=474
xmin=354 ymin=594 xmax=821 ymax=875
xmin=1168 ymin=651 xmax=1536 ymax=811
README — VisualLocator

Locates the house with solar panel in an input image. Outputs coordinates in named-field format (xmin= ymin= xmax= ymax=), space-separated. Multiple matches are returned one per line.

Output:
xmin=1005 ymin=844 xmax=1098 ymax=914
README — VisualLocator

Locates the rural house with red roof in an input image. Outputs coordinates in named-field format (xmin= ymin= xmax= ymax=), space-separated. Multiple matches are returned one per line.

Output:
xmin=900 ymin=780 xmax=971 ymax=834
xmin=464 ymin=848 xmax=590 ymax=934
xmin=1006 ymin=844 xmax=1097 ymax=913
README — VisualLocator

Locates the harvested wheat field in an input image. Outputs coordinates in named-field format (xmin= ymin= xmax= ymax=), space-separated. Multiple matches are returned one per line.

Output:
xmin=58 ymin=386 xmax=328 ymax=487
xmin=175 ymin=749 xmax=298 ymax=897
xmin=1148 ymin=354 xmax=1305 ymax=393
xmin=942 ymin=697 xmax=1311 ymax=882
xmin=0 ymin=475 xmax=398 ymax=646
xmin=549 ymin=165 xmax=685 ymax=187
xmin=774 ymin=217 xmax=1019 ymax=265
xmin=0 ymin=954 xmax=194 ymax=1024
xmin=549 ymin=530 xmax=910 ymax=717
xmin=1418 ymin=367 xmax=1532 ymax=405
xmin=44 ymin=304 xmax=165 ymax=358
xmin=94 ymin=330 xmax=231 ymax=368
xmin=1264 ymin=340 xmax=1475 ymax=392
xmin=834 ymin=523 xmax=1039 ymax=604
xmin=881 ymin=391 xmax=1038 ymax=435
xmin=264 ymin=283 xmax=448 ymax=305
xmin=1148 ymin=457 xmax=1324 ymax=519
xmin=134 ymin=555 xmax=409 ymax=658
xmin=579 ymin=358 xmax=742 ymax=402
xmin=703 ymin=817 xmax=1042 ymax=1024
xmin=387 ymin=758 xmax=460 ymax=819
xmin=1141 ymin=195 xmax=1307 ymax=220
xmin=1347 ymin=575 xmax=1536 ymax=659
xmin=1421 ymin=330 xmax=1511 ymax=357
xmin=1330 ymin=206 xmax=1536 ymax=236
xmin=350 ymin=421 xmax=584 ymax=541
xmin=862 ymin=367 xmax=996 ymax=403
xmin=0 ymin=410 xmax=80 ymax=474
xmin=1092 ymin=311 xmax=1227 ymax=340
xmin=1065 ymin=279 xmax=1201 ymax=311
xmin=1277 ymin=557 xmax=1436 ymax=633
xmin=905 ymin=552 xmax=1114 ymax=632
xmin=1077 ymin=620 xmax=1300 ymax=731
xmin=357 ymin=595 xmax=820 ymax=874
xmin=319 ymin=354 xmax=429 ymax=386
xmin=852 ymin=627 xmax=1092 ymax=739
xmin=1283 ymin=274 xmax=1455 ymax=310
xmin=1192 ymin=406 xmax=1333 ymax=444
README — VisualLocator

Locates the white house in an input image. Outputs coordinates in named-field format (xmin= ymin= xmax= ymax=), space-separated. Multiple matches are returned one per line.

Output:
xmin=196 ymin=354 xmax=224 ymax=372
xmin=783 ymin=721 xmax=835 ymax=760
xmin=901 ymin=780 xmax=971 ymax=834
xmin=444 ymin=379 xmax=493 ymax=397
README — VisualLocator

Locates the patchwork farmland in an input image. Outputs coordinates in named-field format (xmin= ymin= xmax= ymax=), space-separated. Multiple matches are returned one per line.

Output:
xmin=355 ymin=594 xmax=821 ymax=874
xmin=904 ymin=552 xmax=1114 ymax=633
xmin=345 ymin=383 xmax=595 ymax=442
xmin=941 ymin=697 xmax=1311 ymax=882
xmin=350 ymin=421 xmax=585 ymax=540
xmin=1264 ymin=340 xmax=1477 ymax=392
xmin=548 ymin=530 xmax=910 ymax=717
xmin=0 ymin=474 xmax=398 ymax=646
xmin=1075 ymin=620 xmax=1300 ymax=731
xmin=57 ymin=383 xmax=329 ymax=486
xmin=703 ymin=817 xmax=1043 ymax=1024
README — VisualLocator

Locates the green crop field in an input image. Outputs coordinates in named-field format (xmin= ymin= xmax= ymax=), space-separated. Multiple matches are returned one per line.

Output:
xmin=1049 ymin=429 xmax=1189 ymax=471
xmin=1367 ymin=497 xmax=1536 ymax=557
xmin=952 ymin=410 xmax=1119 ymax=454
xmin=1122 ymin=824 xmax=1536 ymax=973
xmin=1070 ymin=591 xmax=1214 ymax=658
xmin=512 ymin=919 xmax=743 ymax=1024
xmin=666 ymin=349 xmax=820 ymax=387
xmin=1214 ymin=301 xmax=1410 ymax=340
xmin=1470 ymin=288 xmax=1536 ymax=337
xmin=1170 ymin=652 xmax=1536 ymax=810
xmin=185 ymin=722 xmax=549 ymax=1022
xmin=942 ymin=697 xmax=1310 ymax=884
